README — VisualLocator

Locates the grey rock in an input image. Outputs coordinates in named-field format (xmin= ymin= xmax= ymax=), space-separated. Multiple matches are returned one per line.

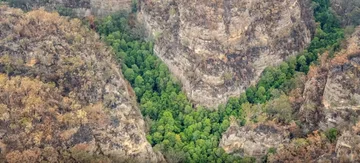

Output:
xmin=219 ymin=123 xmax=290 ymax=160
xmin=138 ymin=0 xmax=315 ymax=108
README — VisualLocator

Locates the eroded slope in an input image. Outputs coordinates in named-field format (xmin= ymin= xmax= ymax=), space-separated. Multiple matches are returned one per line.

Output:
xmin=0 ymin=6 xmax=163 ymax=163
xmin=220 ymin=26 xmax=360 ymax=162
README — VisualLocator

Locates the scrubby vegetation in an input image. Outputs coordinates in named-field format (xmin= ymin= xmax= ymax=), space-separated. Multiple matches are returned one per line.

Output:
xmin=94 ymin=0 xmax=345 ymax=162
xmin=2 ymin=0 xmax=76 ymax=17
xmin=0 ymin=6 xmax=157 ymax=162
xmin=330 ymin=0 xmax=360 ymax=26
xmin=268 ymin=131 xmax=335 ymax=162
xmin=2 ymin=0 xmax=43 ymax=11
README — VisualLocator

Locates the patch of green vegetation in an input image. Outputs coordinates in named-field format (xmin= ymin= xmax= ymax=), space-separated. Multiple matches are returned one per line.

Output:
xmin=95 ymin=0 xmax=344 ymax=161
xmin=131 ymin=0 xmax=137 ymax=13
xmin=96 ymin=13 xmax=253 ymax=163
xmin=325 ymin=128 xmax=339 ymax=143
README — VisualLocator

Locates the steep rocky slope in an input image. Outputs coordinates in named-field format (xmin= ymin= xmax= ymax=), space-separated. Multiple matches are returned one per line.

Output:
xmin=220 ymin=26 xmax=360 ymax=161
xmin=0 ymin=6 xmax=163 ymax=162
xmin=271 ymin=26 xmax=360 ymax=162
xmin=300 ymin=26 xmax=360 ymax=131
xmin=323 ymin=27 xmax=360 ymax=109
xmin=138 ymin=0 xmax=315 ymax=107
xmin=6 ymin=0 xmax=132 ymax=17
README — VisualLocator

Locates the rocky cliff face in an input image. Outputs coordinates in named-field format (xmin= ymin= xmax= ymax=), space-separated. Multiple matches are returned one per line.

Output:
xmin=219 ymin=122 xmax=290 ymax=159
xmin=323 ymin=27 xmax=360 ymax=109
xmin=0 ymin=6 xmax=163 ymax=162
xmin=274 ymin=26 xmax=360 ymax=162
xmin=299 ymin=26 xmax=360 ymax=131
xmin=139 ymin=0 xmax=314 ymax=107
xmin=220 ymin=27 xmax=360 ymax=161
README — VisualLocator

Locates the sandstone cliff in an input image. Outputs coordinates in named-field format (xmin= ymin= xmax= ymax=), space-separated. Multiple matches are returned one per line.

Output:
xmin=138 ymin=0 xmax=314 ymax=107
xmin=219 ymin=27 xmax=360 ymax=161
xmin=269 ymin=26 xmax=360 ymax=162
xmin=300 ymin=26 xmax=360 ymax=131
xmin=219 ymin=122 xmax=290 ymax=160
xmin=0 ymin=6 xmax=163 ymax=162
xmin=323 ymin=26 xmax=360 ymax=110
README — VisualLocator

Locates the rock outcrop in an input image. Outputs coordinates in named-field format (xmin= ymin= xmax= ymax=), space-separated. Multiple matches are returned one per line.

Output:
xmin=323 ymin=27 xmax=360 ymax=109
xmin=0 ymin=6 xmax=163 ymax=162
xmin=335 ymin=122 xmax=360 ymax=162
xmin=299 ymin=26 xmax=360 ymax=131
xmin=219 ymin=123 xmax=290 ymax=159
xmin=139 ymin=0 xmax=314 ymax=107
xmin=319 ymin=27 xmax=360 ymax=131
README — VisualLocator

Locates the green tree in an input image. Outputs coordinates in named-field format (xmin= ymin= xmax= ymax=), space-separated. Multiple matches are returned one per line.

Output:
xmin=142 ymin=101 xmax=158 ymax=119
xmin=124 ymin=68 xmax=136 ymax=82
xmin=265 ymin=95 xmax=293 ymax=123
xmin=120 ymin=39 xmax=128 ymax=51
xmin=220 ymin=119 xmax=230 ymax=133
xmin=246 ymin=86 xmax=256 ymax=103
xmin=255 ymin=86 xmax=266 ymax=103
xmin=297 ymin=55 xmax=308 ymax=72
xmin=153 ymin=132 xmax=163 ymax=144
xmin=134 ymin=75 xmax=144 ymax=87
xmin=280 ymin=62 xmax=289 ymax=75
